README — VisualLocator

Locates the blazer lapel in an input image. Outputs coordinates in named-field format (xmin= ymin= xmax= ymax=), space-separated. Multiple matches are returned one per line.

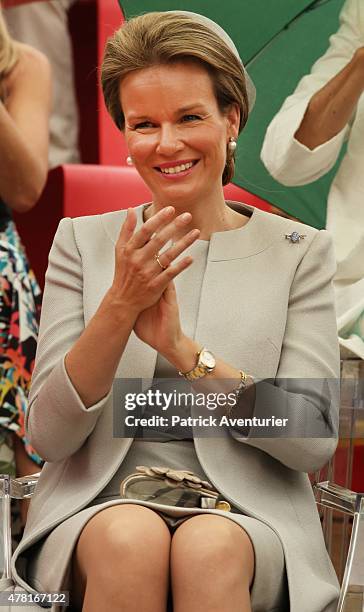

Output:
xmin=101 ymin=201 xmax=281 ymax=380
xmin=194 ymin=203 xmax=280 ymax=379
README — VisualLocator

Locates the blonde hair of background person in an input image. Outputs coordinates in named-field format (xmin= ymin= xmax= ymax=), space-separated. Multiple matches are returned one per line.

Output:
xmin=0 ymin=6 xmax=51 ymax=522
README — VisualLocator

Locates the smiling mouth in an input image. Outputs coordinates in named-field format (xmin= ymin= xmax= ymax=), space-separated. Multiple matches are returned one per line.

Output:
xmin=155 ymin=160 xmax=199 ymax=175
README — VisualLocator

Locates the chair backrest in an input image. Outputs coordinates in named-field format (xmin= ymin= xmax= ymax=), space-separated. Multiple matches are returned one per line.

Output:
xmin=14 ymin=164 xmax=272 ymax=287
xmin=96 ymin=0 xmax=128 ymax=166
xmin=68 ymin=0 xmax=127 ymax=165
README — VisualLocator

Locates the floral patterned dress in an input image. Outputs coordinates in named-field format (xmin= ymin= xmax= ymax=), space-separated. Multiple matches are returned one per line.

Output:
xmin=0 ymin=216 xmax=43 ymax=474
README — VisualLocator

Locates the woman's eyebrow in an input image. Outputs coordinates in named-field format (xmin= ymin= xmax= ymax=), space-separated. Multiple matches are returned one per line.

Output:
xmin=126 ymin=114 xmax=150 ymax=122
xmin=177 ymin=104 xmax=206 ymax=113
xmin=127 ymin=104 xmax=207 ymax=122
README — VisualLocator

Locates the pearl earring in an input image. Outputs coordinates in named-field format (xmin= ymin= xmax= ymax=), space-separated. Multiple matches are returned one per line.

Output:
xmin=227 ymin=137 xmax=237 ymax=154
xmin=126 ymin=155 xmax=134 ymax=166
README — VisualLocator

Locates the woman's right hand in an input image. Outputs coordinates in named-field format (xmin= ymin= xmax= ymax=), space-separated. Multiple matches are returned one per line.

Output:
xmin=108 ymin=206 xmax=200 ymax=315
xmin=62 ymin=206 xmax=198 ymax=411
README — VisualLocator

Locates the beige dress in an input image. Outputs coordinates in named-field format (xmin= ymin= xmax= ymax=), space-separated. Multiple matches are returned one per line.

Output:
xmin=24 ymin=238 xmax=288 ymax=611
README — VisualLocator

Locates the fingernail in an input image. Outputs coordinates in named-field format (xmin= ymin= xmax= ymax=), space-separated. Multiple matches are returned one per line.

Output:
xmin=180 ymin=213 xmax=191 ymax=222
xmin=164 ymin=206 xmax=174 ymax=214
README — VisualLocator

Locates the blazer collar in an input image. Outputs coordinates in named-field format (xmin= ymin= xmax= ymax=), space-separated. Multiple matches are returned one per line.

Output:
xmin=208 ymin=201 xmax=275 ymax=261
xmin=104 ymin=201 xmax=276 ymax=261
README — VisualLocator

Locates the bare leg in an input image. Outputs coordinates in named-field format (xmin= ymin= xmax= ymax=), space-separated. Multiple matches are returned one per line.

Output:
xmin=72 ymin=504 xmax=171 ymax=612
xmin=12 ymin=433 xmax=40 ymax=524
xmin=171 ymin=514 xmax=254 ymax=612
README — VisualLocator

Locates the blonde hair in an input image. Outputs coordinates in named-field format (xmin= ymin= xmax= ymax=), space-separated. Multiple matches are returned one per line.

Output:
xmin=101 ymin=12 xmax=249 ymax=185
xmin=0 ymin=10 xmax=19 ymax=99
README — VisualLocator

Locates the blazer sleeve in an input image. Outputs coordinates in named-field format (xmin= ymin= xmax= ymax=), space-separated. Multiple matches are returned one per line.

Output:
xmin=231 ymin=230 xmax=341 ymax=473
xmin=26 ymin=217 xmax=110 ymax=463
xmin=260 ymin=0 xmax=362 ymax=186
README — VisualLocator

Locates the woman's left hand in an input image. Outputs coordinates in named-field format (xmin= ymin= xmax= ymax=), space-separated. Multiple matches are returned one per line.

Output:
xmin=134 ymin=281 xmax=185 ymax=356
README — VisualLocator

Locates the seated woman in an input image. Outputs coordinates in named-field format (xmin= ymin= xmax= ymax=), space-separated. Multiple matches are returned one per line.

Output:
xmin=12 ymin=11 xmax=340 ymax=612
xmin=0 ymin=8 xmax=50 ymax=517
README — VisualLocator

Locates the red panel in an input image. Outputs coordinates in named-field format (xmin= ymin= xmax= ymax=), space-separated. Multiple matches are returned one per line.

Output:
xmin=13 ymin=167 xmax=64 ymax=290
xmin=68 ymin=0 xmax=127 ymax=165
xmin=69 ymin=0 xmax=99 ymax=164
xmin=97 ymin=0 xmax=127 ymax=166
xmin=319 ymin=441 xmax=364 ymax=492
xmin=14 ymin=165 xmax=152 ymax=287
xmin=352 ymin=445 xmax=364 ymax=492
xmin=224 ymin=183 xmax=272 ymax=212
xmin=62 ymin=165 xmax=152 ymax=217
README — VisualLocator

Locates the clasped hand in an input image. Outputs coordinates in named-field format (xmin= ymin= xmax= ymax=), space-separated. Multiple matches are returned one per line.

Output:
xmin=109 ymin=206 xmax=200 ymax=356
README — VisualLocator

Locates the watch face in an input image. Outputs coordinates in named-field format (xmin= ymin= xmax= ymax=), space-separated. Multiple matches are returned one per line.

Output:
xmin=200 ymin=349 xmax=216 ymax=369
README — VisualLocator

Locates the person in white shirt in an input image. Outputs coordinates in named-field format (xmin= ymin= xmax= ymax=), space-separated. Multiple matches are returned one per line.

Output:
xmin=261 ymin=0 xmax=364 ymax=358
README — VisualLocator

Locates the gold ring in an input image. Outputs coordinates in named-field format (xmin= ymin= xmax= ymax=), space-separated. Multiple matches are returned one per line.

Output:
xmin=154 ymin=253 xmax=168 ymax=270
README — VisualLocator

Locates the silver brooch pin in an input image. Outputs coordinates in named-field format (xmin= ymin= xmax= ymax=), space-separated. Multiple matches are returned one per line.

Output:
xmin=285 ymin=231 xmax=306 ymax=243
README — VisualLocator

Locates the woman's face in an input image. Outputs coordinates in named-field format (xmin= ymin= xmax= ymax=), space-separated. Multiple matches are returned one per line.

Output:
xmin=120 ymin=61 xmax=239 ymax=206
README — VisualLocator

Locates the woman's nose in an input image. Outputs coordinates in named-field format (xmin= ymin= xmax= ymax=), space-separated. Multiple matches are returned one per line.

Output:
xmin=156 ymin=125 xmax=183 ymax=155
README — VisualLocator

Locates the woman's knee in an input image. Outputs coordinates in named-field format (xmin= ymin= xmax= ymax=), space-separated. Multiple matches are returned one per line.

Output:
xmin=171 ymin=515 xmax=255 ymax=586
xmin=75 ymin=504 xmax=171 ymax=572
xmin=71 ymin=505 xmax=171 ymax=610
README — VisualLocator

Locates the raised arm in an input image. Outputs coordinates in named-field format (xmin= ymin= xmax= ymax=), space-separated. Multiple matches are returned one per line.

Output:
xmin=26 ymin=207 xmax=199 ymax=462
xmin=261 ymin=0 xmax=363 ymax=185
xmin=0 ymin=43 xmax=51 ymax=211
xmin=294 ymin=47 xmax=364 ymax=150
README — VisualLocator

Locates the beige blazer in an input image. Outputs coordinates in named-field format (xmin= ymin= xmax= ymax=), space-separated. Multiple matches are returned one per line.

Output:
xmin=13 ymin=202 xmax=340 ymax=612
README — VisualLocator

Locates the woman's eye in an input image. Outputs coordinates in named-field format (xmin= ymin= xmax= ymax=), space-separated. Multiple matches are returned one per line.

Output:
xmin=134 ymin=121 xmax=154 ymax=129
xmin=181 ymin=114 xmax=201 ymax=122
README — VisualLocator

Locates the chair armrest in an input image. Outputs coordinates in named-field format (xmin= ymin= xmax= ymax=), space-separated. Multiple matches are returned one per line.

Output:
xmin=0 ymin=473 xmax=41 ymax=580
xmin=0 ymin=474 xmax=41 ymax=501
xmin=314 ymin=481 xmax=364 ymax=611
xmin=313 ymin=481 xmax=364 ymax=515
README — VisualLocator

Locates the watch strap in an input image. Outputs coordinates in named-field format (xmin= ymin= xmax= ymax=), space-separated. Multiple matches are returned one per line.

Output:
xmin=179 ymin=348 xmax=215 ymax=381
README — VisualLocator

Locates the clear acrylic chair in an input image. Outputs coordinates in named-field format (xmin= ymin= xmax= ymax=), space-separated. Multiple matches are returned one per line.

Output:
xmin=312 ymin=359 xmax=364 ymax=612
xmin=313 ymin=481 xmax=364 ymax=612
xmin=0 ymin=473 xmax=363 ymax=611
xmin=0 ymin=473 xmax=40 ymax=581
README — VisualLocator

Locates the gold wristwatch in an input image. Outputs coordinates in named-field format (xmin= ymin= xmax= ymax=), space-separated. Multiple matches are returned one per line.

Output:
xmin=179 ymin=348 xmax=216 ymax=381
